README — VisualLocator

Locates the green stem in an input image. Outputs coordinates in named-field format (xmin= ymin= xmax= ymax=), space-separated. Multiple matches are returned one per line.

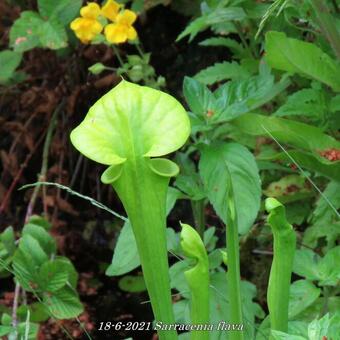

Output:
xmin=111 ymin=44 xmax=125 ymax=68
xmin=135 ymin=42 xmax=145 ymax=58
xmin=265 ymin=198 xmax=296 ymax=337
xmin=113 ymin=158 xmax=177 ymax=340
xmin=309 ymin=0 xmax=340 ymax=60
xmin=191 ymin=199 xmax=206 ymax=239
xmin=233 ymin=21 xmax=256 ymax=58
xmin=225 ymin=166 xmax=244 ymax=340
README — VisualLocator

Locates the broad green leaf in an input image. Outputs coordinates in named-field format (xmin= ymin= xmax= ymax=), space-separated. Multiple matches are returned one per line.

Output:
xmin=268 ymin=150 xmax=340 ymax=183
xmin=17 ymin=302 xmax=49 ymax=323
xmin=303 ymin=222 xmax=340 ymax=251
xmin=288 ymin=280 xmax=321 ymax=319
xmin=166 ymin=187 xmax=186 ymax=216
xmin=317 ymin=246 xmax=340 ymax=285
xmin=9 ymin=11 xmax=43 ymax=52
xmin=256 ymin=319 xmax=309 ymax=340
xmin=0 ymin=325 xmax=13 ymax=336
xmin=293 ymin=247 xmax=340 ymax=285
xmin=293 ymin=249 xmax=321 ymax=281
xmin=70 ymin=80 xmax=190 ymax=165
xmin=38 ymin=0 xmax=81 ymax=24
xmin=170 ymin=260 xmax=191 ymax=299
xmin=199 ymin=142 xmax=261 ymax=234
xmin=12 ymin=249 xmax=41 ymax=291
xmin=231 ymin=113 xmax=340 ymax=181
xmin=211 ymin=71 xmax=290 ymax=123
xmin=22 ymin=224 xmax=56 ymax=256
xmin=209 ymin=272 xmax=264 ymax=340
xmin=38 ymin=260 xmax=70 ymax=292
xmin=105 ymin=221 xmax=140 ymax=276
xmin=265 ymin=31 xmax=340 ymax=92
xmin=118 ymin=275 xmax=146 ymax=292
xmin=27 ymin=215 xmax=51 ymax=230
xmin=311 ymin=181 xmax=340 ymax=226
xmin=264 ymin=175 xmax=312 ymax=204
xmin=43 ymin=286 xmax=83 ymax=319
xmin=199 ymin=37 xmax=248 ymax=59
xmin=183 ymin=76 xmax=222 ymax=119
xmin=274 ymin=88 xmax=329 ymax=121
xmin=18 ymin=234 xmax=48 ymax=267
xmin=271 ymin=331 xmax=306 ymax=340
xmin=38 ymin=18 xmax=68 ymax=50
xmin=17 ymin=322 xmax=39 ymax=339
xmin=194 ymin=61 xmax=249 ymax=85
xmin=308 ymin=314 xmax=332 ymax=340
xmin=177 ymin=7 xmax=246 ymax=42
xmin=1 ymin=226 xmax=15 ymax=255
xmin=0 ymin=50 xmax=22 ymax=83
xmin=232 ymin=113 xmax=340 ymax=151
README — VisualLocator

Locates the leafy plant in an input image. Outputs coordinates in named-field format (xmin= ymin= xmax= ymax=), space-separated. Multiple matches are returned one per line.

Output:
xmin=0 ymin=215 xmax=82 ymax=339
xmin=10 ymin=0 xmax=82 ymax=52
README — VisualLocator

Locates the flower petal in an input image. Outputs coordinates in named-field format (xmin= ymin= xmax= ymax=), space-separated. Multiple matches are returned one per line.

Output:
xmin=116 ymin=9 xmax=137 ymax=25
xmin=101 ymin=0 xmax=121 ymax=21
xmin=80 ymin=2 xmax=101 ymax=19
xmin=104 ymin=23 xmax=128 ymax=44
xmin=127 ymin=26 xmax=137 ymax=41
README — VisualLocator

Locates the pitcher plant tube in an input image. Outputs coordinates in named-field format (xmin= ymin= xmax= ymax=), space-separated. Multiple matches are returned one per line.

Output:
xmin=265 ymin=198 xmax=297 ymax=338
xmin=70 ymin=80 xmax=190 ymax=340
xmin=180 ymin=223 xmax=209 ymax=340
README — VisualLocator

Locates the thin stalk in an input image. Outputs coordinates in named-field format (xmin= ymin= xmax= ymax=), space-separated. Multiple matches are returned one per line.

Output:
xmin=265 ymin=198 xmax=296 ymax=337
xmin=191 ymin=199 xmax=206 ymax=239
xmin=111 ymin=45 xmax=125 ymax=68
xmin=25 ymin=102 xmax=62 ymax=222
xmin=113 ymin=159 xmax=177 ymax=340
xmin=11 ymin=282 xmax=21 ymax=340
xmin=233 ymin=21 xmax=256 ymax=58
xmin=309 ymin=0 xmax=340 ymax=60
xmin=225 ymin=165 xmax=244 ymax=340
xmin=135 ymin=42 xmax=145 ymax=58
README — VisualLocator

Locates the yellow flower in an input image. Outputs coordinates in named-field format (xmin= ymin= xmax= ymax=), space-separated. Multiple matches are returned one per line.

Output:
xmin=104 ymin=10 xmax=137 ymax=44
xmin=70 ymin=17 xmax=103 ymax=43
xmin=101 ymin=0 xmax=121 ymax=22
xmin=70 ymin=2 xmax=103 ymax=43
xmin=80 ymin=2 xmax=101 ymax=19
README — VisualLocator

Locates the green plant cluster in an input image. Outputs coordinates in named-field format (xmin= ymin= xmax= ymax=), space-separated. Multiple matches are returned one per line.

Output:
xmin=0 ymin=215 xmax=82 ymax=339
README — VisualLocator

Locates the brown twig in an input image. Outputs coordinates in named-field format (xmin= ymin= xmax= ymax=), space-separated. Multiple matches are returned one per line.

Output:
xmin=24 ymin=101 xmax=64 ymax=223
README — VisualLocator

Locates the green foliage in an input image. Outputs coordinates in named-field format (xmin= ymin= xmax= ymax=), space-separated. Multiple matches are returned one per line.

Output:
xmin=0 ymin=215 xmax=82 ymax=338
xmin=199 ymin=142 xmax=261 ymax=234
xmin=0 ymin=50 xmax=23 ymax=84
xmin=9 ymin=0 xmax=81 ymax=52
xmin=293 ymin=247 xmax=340 ymax=286
xmin=117 ymin=53 xmax=166 ymax=89
xmin=265 ymin=31 xmax=340 ymax=92
xmin=194 ymin=61 xmax=249 ymax=85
